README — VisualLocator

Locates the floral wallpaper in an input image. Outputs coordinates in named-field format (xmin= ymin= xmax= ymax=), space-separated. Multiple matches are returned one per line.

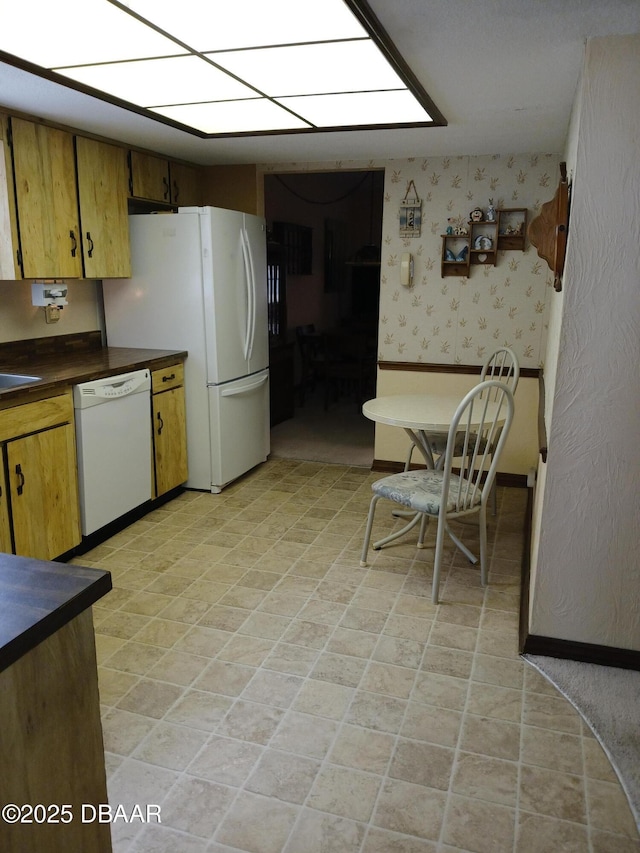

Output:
xmin=380 ymin=153 xmax=560 ymax=368
xmin=260 ymin=151 xmax=560 ymax=369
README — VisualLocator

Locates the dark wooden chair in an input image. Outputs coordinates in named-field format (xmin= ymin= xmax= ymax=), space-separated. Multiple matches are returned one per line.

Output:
xmin=321 ymin=331 xmax=376 ymax=411
xmin=295 ymin=325 xmax=323 ymax=406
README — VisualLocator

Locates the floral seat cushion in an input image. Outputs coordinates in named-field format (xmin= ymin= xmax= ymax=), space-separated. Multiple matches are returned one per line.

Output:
xmin=372 ymin=470 xmax=483 ymax=515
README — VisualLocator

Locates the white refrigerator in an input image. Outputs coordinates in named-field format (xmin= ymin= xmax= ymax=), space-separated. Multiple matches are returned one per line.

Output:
xmin=103 ymin=206 xmax=270 ymax=493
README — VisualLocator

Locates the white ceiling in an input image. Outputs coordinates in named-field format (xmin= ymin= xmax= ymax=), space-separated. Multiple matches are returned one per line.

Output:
xmin=1 ymin=0 xmax=639 ymax=166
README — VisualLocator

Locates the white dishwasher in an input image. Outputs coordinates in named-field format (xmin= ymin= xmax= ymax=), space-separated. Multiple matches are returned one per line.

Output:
xmin=74 ymin=369 xmax=152 ymax=536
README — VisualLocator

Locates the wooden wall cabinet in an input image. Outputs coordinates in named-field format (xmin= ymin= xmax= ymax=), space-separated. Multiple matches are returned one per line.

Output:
xmin=0 ymin=110 xmax=205 ymax=281
xmin=10 ymin=117 xmax=83 ymax=279
xmin=170 ymin=161 xmax=202 ymax=206
xmin=7 ymin=119 xmax=131 ymax=279
xmin=0 ymin=391 xmax=81 ymax=560
xmin=150 ymin=363 xmax=188 ymax=497
xmin=0 ymin=114 xmax=21 ymax=280
xmin=76 ymin=136 xmax=131 ymax=278
xmin=129 ymin=151 xmax=202 ymax=206
xmin=128 ymin=150 xmax=171 ymax=203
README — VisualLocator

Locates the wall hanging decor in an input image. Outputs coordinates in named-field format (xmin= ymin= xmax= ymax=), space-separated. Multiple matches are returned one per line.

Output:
xmin=528 ymin=162 xmax=570 ymax=292
xmin=399 ymin=180 xmax=422 ymax=237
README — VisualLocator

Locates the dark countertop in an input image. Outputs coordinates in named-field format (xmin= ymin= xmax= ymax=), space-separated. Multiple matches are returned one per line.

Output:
xmin=0 ymin=554 xmax=111 ymax=672
xmin=0 ymin=344 xmax=188 ymax=403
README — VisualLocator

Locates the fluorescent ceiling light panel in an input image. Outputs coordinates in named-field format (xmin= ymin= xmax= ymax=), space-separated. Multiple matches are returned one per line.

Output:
xmin=278 ymin=91 xmax=433 ymax=127
xmin=123 ymin=0 xmax=369 ymax=51
xmin=210 ymin=41 xmax=405 ymax=97
xmin=0 ymin=0 xmax=444 ymax=137
xmin=1 ymin=0 xmax=185 ymax=67
xmin=58 ymin=56 xmax=257 ymax=106
xmin=151 ymin=100 xmax=312 ymax=134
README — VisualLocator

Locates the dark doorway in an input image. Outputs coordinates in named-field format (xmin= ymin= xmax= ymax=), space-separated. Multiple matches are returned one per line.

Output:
xmin=265 ymin=170 xmax=383 ymax=464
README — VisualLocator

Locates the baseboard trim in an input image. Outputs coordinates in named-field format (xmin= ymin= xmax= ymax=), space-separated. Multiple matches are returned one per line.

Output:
xmin=519 ymin=482 xmax=534 ymax=654
xmin=519 ymin=481 xmax=640 ymax=671
xmin=522 ymin=634 xmax=640 ymax=672
xmin=370 ymin=459 xmax=527 ymax=489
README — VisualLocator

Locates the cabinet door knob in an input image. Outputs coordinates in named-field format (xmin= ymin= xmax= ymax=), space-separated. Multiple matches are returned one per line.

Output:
xmin=156 ymin=412 xmax=164 ymax=435
xmin=86 ymin=231 xmax=94 ymax=257
xmin=162 ymin=373 xmax=175 ymax=383
xmin=163 ymin=177 xmax=169 ymax=200
xmin=70 ymin=230 xmax=78 ymax=257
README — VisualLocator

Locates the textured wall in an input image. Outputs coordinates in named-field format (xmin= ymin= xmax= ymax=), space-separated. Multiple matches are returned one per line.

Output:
xmin=530 ymin=34 xmax=640 ymax=650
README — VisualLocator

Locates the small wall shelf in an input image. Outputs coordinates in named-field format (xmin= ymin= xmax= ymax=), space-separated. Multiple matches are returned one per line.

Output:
xmin=441 ymin=234 xmax=470 ymax=277
xmin=440 ymin=208 xmax=528 ymax=278
xmin=497 ymin=208 xmax=528 ymax=251
xmin=469 ymin=220 xmax=498 ymax=266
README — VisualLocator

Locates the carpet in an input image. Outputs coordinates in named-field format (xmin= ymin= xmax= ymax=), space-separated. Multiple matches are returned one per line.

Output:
xmin=270 ymin=387 xmax=374 ymax=468
xmin=524 ymin=654 xmax=640 ymax=830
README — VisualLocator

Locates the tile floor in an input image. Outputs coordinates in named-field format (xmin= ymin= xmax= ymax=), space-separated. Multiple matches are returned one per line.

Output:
xmin=78 ymin=459 xmax=640 ymax=853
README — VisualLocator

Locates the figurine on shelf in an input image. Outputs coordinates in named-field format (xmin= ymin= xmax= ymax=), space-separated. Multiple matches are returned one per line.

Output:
xmin=474 ymin=234 xmax=493 ymax=250
xmin=470 ymin=207 xmax=484 ymax=222
xmin=486 ymin=199 xmax=496 ymax=222
xmin=445 ymin=246 xmax=468 ymax=262
xmin=453 ymin=225 xmax=468 ymax=236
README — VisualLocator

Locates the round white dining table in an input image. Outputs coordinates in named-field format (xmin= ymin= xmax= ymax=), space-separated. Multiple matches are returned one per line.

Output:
xmin=362 ymin=392 xmax=504 ymax=468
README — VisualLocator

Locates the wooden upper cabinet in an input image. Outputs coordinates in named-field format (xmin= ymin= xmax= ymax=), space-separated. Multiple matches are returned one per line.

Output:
xmin=170 ymin=161 xmax=202 ymax=206
xmin=10 ymin=118 xmax=82 ymax=279
xmin=129 ymin=150 xmax=202 ymax=206
xmin=0 ymin=114 xmax=21 ymax=280
xmin=129 ymin=150 xmax=171 ymax=203
xmin=76 ymin=136 xmax=131 ymax=278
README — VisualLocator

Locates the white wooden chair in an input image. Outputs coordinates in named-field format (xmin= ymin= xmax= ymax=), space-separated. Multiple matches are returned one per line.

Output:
xmin=360 ymin=380 xmax=515 ymax=604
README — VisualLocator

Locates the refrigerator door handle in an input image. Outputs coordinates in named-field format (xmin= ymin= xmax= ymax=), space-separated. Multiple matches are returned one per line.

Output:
xmin=220 ymin=373 xmax=268 ymax=397
xmin=240 ymin=228 xmax=255 ymax=362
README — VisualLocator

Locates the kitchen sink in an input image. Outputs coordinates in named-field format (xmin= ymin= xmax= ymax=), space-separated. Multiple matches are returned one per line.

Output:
xmin=0 ymin=373 xmax=42 ymax=389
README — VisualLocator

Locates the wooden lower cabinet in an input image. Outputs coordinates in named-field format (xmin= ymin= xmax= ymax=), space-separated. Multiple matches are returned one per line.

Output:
xmin=151 ymin=363 xmax=188 ymax=497
xmin=0 ymin=392 xmax=81 ymax=560
xmin=0 ymin=608 xmax=112 ymax=853
xmin=0 ymin=472 xmax=11 ymax=553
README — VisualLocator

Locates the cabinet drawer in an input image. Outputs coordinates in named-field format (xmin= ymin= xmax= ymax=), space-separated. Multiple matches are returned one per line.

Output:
xmin=0 ymin=392 xmax=74 ymax=443
xmin=151 ymin=363 xmax=184 ymax=394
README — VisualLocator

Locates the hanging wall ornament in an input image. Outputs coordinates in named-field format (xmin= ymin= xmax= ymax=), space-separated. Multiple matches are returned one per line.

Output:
xmin=399 ymin=180 xmax=422 ymax=237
